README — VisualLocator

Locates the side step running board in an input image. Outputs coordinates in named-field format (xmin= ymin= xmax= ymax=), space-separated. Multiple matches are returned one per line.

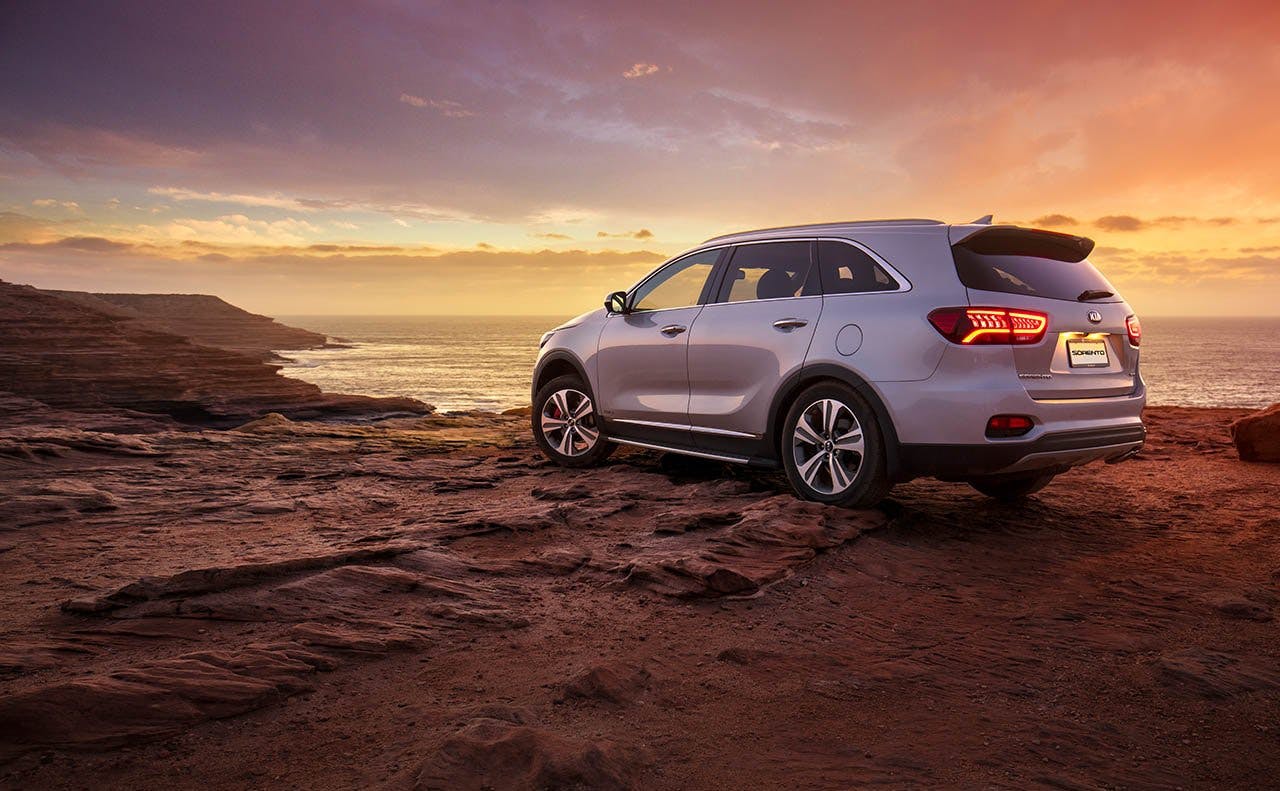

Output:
xmin=606 ymin=437 xmax=751 ymax=465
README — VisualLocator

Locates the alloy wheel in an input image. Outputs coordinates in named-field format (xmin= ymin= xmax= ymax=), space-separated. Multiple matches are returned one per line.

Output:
xmin=791 ymin=398 xmax=865 ymax=495
xmin=540 ymin=388 xmax=599 ymax=457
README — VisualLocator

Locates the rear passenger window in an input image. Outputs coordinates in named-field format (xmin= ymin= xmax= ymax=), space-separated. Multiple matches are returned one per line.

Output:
xmin=716 ymin=241 xmax=816 ymax=303
xmin=817 ymin=240 xmax=900 ymax=294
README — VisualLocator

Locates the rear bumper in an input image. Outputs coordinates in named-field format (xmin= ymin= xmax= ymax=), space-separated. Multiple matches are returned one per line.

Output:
xmin=898 ymin=423 xmax=1145 ymax=481
xmin=872 ymin=342 xmax=1146 ymax=481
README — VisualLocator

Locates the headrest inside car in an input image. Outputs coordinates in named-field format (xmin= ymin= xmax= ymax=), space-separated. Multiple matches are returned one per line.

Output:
xmin=757 ymin=268 xmax=796 ymax=300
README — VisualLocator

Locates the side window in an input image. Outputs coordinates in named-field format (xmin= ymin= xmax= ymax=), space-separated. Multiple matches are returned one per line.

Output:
xmin=716 ymin=241 xmax=815 ymax=303
xmin=817 ymin=240 xmax=900 ymax=294
xmin=631 ymin=249 xmax=719 ymax=311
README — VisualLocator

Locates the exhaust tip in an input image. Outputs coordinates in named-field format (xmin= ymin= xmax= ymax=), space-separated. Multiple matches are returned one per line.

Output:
xmin=1105 ymin=447 xmax=1142 ymax=464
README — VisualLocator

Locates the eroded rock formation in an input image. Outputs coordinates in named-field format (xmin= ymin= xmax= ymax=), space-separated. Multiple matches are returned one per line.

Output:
xmin=0 ymin=280 xmax=429 ymax=424
xmin=1231 ymin=402 xmax=1280 ymax=462
xmin=43 ymin=290 xmax=329 ymax=362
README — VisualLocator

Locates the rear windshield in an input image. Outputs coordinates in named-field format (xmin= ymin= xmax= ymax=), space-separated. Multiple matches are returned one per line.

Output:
xmin=953 ymin=229 xmax=1118 ymax=302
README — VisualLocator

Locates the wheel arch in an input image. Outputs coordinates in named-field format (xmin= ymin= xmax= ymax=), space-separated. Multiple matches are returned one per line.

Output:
xmin=532 ymin=350 xmax=591 ymax=401
xmin=765 ymin=364 xmax=905 ymax=482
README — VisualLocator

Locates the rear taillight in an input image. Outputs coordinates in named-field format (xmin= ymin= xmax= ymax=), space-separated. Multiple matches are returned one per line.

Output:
xmin=1126 ymin=315 xmax=1141 ymax=346
xmin=986 ymin=415 xmax=1034 ymax=438
xmin=927 ymin=307 xmax=1049 ymax=345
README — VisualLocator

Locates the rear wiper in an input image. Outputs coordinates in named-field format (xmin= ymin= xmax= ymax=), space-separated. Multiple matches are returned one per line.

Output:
xmin=1077 ymin=289 xmax=1114 ymax=301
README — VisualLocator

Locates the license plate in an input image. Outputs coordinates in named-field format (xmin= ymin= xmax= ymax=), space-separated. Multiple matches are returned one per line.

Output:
xmin=1067 ymin=339 xmax=1110 ymax=368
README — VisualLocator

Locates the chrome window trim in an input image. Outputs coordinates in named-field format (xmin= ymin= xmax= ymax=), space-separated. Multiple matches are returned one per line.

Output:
xmin=613 ymin=417 xmax=760 ymax=439
xmin=702 ymin=294 xmax=823 ymax=307
xmin=605 ymin=303 xmax=703 ymax=318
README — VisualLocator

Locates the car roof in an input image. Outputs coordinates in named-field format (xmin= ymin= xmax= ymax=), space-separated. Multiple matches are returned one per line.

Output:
xmin=702 ymin=218 xmax=947 ymax=245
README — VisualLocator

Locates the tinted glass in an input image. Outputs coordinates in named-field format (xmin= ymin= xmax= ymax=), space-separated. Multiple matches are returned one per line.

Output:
xmin=716 ymin=241 xmax=814 ymax=303
xmin=817 ymin=240 xmax=900 ymax=294
xmin=953 ymin=230 xmax=1116 ymax=301
xmin=631 ymin=249 xmax=718 ymax=311
xmin=954 ymin=247 xmax=1118 ymax=301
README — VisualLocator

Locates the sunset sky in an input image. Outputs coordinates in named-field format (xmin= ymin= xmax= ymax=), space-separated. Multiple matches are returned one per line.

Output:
xmin=2 ymin=1 xmax=1279 ymax=316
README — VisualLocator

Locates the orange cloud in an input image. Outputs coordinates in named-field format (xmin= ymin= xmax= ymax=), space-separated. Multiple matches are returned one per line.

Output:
xmin=1033 ymin=214 xmax=1079 ymax=227
xmin=1095 ymin=215 xmax=1146 ymax=232
xmin=622 ymin=63 xmax=660 ymax=79
xmin=596 ymin=228 xmax=654 ymax=239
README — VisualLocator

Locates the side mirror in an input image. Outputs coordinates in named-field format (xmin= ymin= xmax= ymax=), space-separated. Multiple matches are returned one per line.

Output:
xmin=605 ymin=290 xmax=629 ymax=314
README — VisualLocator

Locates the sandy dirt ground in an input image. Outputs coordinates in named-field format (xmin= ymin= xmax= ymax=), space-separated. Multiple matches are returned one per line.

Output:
xmin=0 ymin=406 xmax=1277 ymax=789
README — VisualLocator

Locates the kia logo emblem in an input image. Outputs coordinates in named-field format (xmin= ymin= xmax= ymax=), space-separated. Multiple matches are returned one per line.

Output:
xmin=1087 ymin=310 xmax=1102 ymax=323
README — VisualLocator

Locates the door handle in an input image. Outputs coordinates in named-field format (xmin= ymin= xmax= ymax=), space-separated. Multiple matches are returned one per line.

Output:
xmin=772 ymin=318 xmax=808 ymax=329
xmin=660 ymin=324 xmax=687 ymax=336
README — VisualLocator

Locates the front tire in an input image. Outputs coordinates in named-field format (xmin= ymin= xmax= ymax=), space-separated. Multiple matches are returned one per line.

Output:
xmin=968 ymin=472 xmax=1055 ymax=501
xmin=781 ymin=382 xmax=890 ymax=508
xmin=532 ymin=374 xmax=614 ymax=468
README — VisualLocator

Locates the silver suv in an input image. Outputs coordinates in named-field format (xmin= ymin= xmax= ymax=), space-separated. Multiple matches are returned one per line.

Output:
xmin=531 ymin=218 xmax=1145 ymax=507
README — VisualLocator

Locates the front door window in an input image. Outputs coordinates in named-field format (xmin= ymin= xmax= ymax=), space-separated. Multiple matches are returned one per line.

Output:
xmin=631 ymin=249 xmax=719 ymax=311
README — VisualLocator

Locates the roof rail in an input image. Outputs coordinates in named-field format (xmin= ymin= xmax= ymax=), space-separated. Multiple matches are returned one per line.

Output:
xmin=702 ymin=218 xmax=944 ymax=244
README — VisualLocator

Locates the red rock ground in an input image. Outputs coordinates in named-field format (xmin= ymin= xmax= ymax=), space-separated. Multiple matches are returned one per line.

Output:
xmin=0 ymin=406 xmax=1277 ymax=789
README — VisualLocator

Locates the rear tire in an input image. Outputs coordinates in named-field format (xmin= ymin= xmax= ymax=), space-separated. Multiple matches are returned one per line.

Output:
xmin=968 ymin=472 xmax=1056 ymax=501
xmin=780 ymin=382 xmax=891 ymax=508
xmin=532 ymin=374 xmax=615 ymax=468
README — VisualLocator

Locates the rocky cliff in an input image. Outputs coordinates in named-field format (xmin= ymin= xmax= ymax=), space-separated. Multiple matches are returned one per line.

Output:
xmin=0 ymin=280 xmax=429 ymax=425
xmin=43 ymin=290 xmax=328 ymax=361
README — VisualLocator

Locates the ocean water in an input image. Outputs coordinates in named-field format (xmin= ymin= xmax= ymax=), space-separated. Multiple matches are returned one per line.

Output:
xmin=276 ymin=315 xmax=1279 ymax=412
xmin=1138 ymin=317 xmax=1278 ymax=408
xmin=277 ymin=315 xmax=564 ymax=413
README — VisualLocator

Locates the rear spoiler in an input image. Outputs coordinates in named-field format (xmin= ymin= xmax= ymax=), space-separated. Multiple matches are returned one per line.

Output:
xmin=949 ymin=225 xmax=1095 ymax=263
